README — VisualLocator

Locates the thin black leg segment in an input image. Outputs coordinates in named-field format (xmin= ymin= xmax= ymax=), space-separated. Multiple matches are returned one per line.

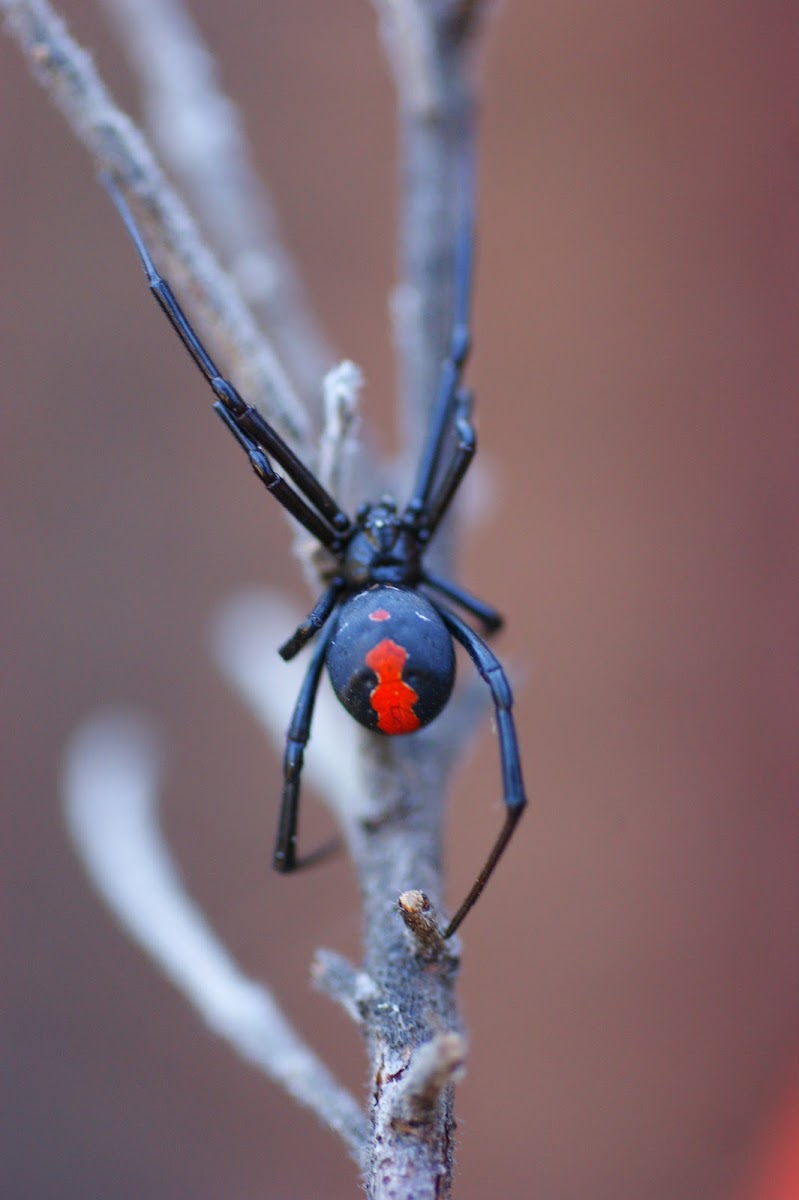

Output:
xmin=274 ymin=618 xmax=338 ymax=873
xmin=434 ymin=603 xmax=526 ymax=937
xmin=213 ymin=403 xmax=342 ymax=546
xmin=405 ymin=189 xmax=475 ymax=521
xmin=421 ymin=388 xmax=477 ymax=538
xmin=101 ymin=175 xmax=351 ymax=540
xmin=422 ymin=571 xmax=504 ymax=635
xmin=278 ymin=582 xmax=344 ymax=661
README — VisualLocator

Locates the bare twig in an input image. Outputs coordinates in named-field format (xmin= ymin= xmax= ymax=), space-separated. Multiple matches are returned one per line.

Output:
xmin=372 ymin=0 xmax=480 ymax=487
xmin=318 ymin=359 xmax=364 ymax=507
xmin=387 ymin=1032 xmax=467 ymax=1127
xmin=312 ymin=949 xmax=377 ymax=1028
xmin=353 ymin=737 xmax=465 ymax=1199
xmin=97 ymin=0 xmax=334 ymax=407
xmin=371 ymin=0 xmax=442 ymax=119
xmin=0 ymin=0 xmax=310 ymax=446
xmin=62 ymin=713 xmax=368 ymax=1158
xmin=398 ymin=890 xmax=448 ymax=958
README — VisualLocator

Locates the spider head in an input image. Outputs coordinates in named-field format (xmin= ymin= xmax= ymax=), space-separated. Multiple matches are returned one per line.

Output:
xmin=356 ymin=496 xmax=401 ymax=550
xmin=342 ymin=496 xmax=421 ymax=586
xmin=357 ymin=493 xmax=396 ymax=522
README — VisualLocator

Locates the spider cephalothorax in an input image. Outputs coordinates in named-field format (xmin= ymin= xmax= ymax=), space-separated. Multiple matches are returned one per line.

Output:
xmin=104 ymin=172 xmax=526 ymax=937
xmin=337 ymin=498 xmax=424 ymax=588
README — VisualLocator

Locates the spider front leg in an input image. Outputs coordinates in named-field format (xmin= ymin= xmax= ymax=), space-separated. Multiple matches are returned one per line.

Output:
xmin=274 ymin=618 xmax=338 ymax=873
xmin=214 ymin=403 xmax=344 ymax=546
xmin=278 ymin=582 xmax=344 ymax=661
xmin=419 ymin=388 xmax=477 ymax=538
xmin=406 ymin=210 xmax=475 ymax=517
xmin=102 ymin=174 xmax=351 ymax=547
xmin=434 ymin=603 xmax=526 ymax=937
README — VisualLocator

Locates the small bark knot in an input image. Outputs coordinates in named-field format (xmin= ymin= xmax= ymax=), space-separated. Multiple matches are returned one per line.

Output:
xmin=388 ymin=1032 xmax=467 ymax=1129
xmin=398 ymin=890 xmax=450 ymax=960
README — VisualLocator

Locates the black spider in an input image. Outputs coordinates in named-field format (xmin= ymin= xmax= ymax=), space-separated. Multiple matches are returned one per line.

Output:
xmin=103 ymin=174 xmax=526 ymax=937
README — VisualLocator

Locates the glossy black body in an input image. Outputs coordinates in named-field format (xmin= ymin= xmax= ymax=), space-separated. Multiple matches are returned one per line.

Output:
xmin=326 ymin=586 xmax=456 ymax=731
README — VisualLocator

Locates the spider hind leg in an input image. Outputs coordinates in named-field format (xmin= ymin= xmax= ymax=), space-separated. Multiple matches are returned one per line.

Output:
xmin=433 ymin=602 xmax=526 ymax=937
xmin=274 ymin=619 xmax=338 ymax=872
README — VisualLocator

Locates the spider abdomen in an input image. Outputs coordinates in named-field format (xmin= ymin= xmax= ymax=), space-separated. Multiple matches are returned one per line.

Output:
xmin=326 ymin=586 xmax=455 ymax=735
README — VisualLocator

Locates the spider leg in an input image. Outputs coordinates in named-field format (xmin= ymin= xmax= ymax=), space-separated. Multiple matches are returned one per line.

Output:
xmin=214 ymin=404 xmax=341 ymax=545
xmin=433 ymin=603 xmax=526 ymax=937
xmin=101 ymin=175 xmax=350 ymax=544
xmin=419 ymin=388 xmax=477 ymax=538
xmin=405 ymin=190 xmax=475 ymax=522
xmin=422 ymin=570 xmax=503 ymax=635
xmin=274 ymin=618 xmax=338 ymax=873
xmin=278 ymin=582 xmax=344 ymax=661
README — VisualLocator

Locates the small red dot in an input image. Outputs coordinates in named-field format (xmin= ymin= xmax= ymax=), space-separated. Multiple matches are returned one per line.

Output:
xmin=369 ymin=608 xmax=391 ymax=621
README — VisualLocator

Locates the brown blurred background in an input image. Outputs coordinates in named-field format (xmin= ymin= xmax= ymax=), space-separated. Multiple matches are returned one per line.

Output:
xmin=3 ymin=3 xmax=799 ymax=1198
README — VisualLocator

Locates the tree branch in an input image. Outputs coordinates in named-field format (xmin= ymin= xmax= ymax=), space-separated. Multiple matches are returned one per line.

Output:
xmin=373 ymin=0 xmax=483 ymax=486
xmin=62 ymin=713 xmax=368 ymax=1158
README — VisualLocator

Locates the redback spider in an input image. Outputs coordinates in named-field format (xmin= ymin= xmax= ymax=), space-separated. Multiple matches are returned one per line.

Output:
xmin=102 ymin=173 xmax=526 ymax=937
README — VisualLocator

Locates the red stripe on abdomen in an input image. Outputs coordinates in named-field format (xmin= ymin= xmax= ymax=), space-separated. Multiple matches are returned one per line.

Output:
xmin=365 ymin=638 xmax=420 ymax=735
